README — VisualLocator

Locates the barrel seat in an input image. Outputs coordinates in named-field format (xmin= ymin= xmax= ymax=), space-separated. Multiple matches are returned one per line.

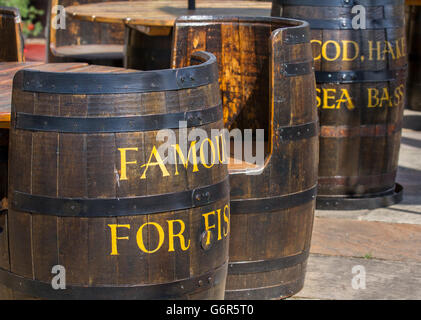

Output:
xmin=172 ymin=16 xmax=318 ymax=300
xmin=0 ymin=53 xmax=229 ymax=300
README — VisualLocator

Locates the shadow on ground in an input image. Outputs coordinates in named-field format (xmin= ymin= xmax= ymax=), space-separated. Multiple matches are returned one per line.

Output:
xmin=403 ymin=113 xmax=421 ymax=131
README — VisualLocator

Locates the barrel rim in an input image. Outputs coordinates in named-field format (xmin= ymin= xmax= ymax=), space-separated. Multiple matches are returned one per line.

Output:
xmin=174 ymin=14 xmax=310 ymax=30
xmin=13 ymin=51 xmax=219 ymax=94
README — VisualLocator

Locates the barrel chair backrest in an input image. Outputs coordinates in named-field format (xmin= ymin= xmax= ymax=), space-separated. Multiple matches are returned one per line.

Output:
xmin=0 ymin=7 xmax=24 ymax=62
xmin=172 ymin=16 xmax=318 ymax=300
xmin=0 ymin=53 xmax=230 ymax=300
xmin=272 ymin=0 xmax=407 ymax=209
xmin=47 ymin=0 xmax=131 ymax=61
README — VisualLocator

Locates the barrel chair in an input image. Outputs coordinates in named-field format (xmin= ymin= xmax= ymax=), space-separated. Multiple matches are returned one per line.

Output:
xmin=172 ymin=16 xmax=318 ymax=300
xmin=272 ymin=0 xmax=407 ymax=210
xmin=0 ymin=7 xmax=24 ymax=62
xmin=46 ymin=0 xmax=130 ymax=66
xmin=0 ymin=53 xmax=230 ymax=299
xmin=0 ymin=6 xmax=24 ymax=212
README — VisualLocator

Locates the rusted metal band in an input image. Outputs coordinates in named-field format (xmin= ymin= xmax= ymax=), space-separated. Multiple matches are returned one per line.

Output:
xmin=20 ymin=51 xmax=218 ymax=94
xmin=283 ymin=61 xmax=314 ymax=77
xmin=283 ymin=26 xmax=310 ymax=45
xmin=12 ymin=178 xmax=229 ymax=217
xmin=15 ymin=103 xmax=222 ymax=133
xmin=317 ymin=183 xmax=403 ymax=210
xmin=230 ymin=186 xmax=317 ymax=215
xmin=316 ymin=70 xmax=401 ymax=83
xmin=278 ymin=121 xmax=319 ymax=141
xmin=0 ymin=262 xmax=228 ymax=300
xmin=228 ymin=250 xmax=309 ymax=275
xmin=320 ymin=123 xmax=402 ymax=138
xmin=225 ymin=275 xmax=305 ymax=300
xmin=318 ymin=172 xmax=397 ymax=188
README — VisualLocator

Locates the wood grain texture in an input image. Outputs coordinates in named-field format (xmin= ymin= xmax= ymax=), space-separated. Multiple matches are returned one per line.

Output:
xmin=275 ymin=1 xmax=408 ymax=198
xmin=0 ymin=7 xmax=24 ymax=62
xmin=1 ymin=58 xmax=229 ymax=299
xmin=66 ymin=1 xmax=272 ymax=27
xmin=173 ymin=16 xmax=318 ymax=300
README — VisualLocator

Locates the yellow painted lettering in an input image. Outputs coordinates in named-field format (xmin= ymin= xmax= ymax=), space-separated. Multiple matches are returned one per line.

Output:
xmin=136 ymin=222 xmax=164 ymax=254
xmin=342 ymin=40 xmax=360 ymax=61
xmin=202 ymin=211 xmax=216 ymax=246
xmin=322 ymin=40 xmax=341 ymax=61
xmin=368 ymin=88 xmax=380 ymax=108
xmin=200 ymin=138 xmax=216 ymax=169
xmin=223 ymin=204 xmax=230 ymax=237
xmin=167 ymin=220 xmax=190 ymax=252
xmin=171 ymin=141 xmax=199 ymax=175
xmin=337 ymin=89 xmax=355 ymax=110
xmin=140 ymin=146 xmax=170 ymax=179
xmin=108 ymin=224 xmax=131 ymax=256
xmin=118 ymin=148 xmax=138 ymax=181
xmin=323 ymin=88 xmax=337 ymax=109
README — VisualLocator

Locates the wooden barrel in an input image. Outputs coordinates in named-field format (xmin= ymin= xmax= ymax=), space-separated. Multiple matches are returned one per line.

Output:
xmin=172 ymin=16 xmax=318 ymax=300
xmin=0 ymin=53 xmax=230 ymax=300
xmin=407 ymin=6 xmax=421 ymax=111
xmin=273 ymin=0 xmax=407 ymax=210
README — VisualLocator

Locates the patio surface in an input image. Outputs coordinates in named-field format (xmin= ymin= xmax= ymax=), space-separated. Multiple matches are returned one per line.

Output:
xmin=294 ymin=109 xmax=421 ymax=300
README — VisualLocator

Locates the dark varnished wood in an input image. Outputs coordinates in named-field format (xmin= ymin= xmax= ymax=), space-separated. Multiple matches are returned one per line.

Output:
xmin=273 ymin=1 xmax=407 ymax=199
xmin=407 ymin=6 xmax=421 ymax=111
xmin=172 ymin=16 xmax=318 ymax=300
xmin=0 ymin=55 xmax=229 ymax=299
xmin=0 ymin=7 xmax=24 ymax=63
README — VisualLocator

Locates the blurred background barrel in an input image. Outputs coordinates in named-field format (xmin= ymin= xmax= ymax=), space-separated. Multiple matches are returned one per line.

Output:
xmin=407 ymin=5 xmax=421 ymax=111
xmin=273 ymin=0 xmax=407 ymax=210
xmin=0 ymin=53 xmax=230 ymax=300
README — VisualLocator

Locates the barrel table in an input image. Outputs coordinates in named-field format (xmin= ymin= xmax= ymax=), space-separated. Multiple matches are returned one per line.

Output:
xmin=65 ymin=0 xmax=272 ymax=70
xmin=0 ymin=53 xmax=230 ymax=299
xmin=173 ymin=16 xmax=318 ymax=300
xmin=273 ymin=0 xmax=407 ymax=210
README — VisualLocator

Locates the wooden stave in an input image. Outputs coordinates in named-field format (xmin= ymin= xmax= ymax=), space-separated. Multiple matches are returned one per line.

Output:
xmin=0 ymin=56 xmax=230 ymax=300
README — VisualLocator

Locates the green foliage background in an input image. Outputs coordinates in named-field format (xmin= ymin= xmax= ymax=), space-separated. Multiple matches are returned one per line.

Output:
xmin=0 ymin=0 xmax=44 ymax=37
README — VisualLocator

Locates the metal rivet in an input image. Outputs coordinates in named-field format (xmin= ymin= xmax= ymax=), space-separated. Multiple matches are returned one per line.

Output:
xmin=195 ymin=193 xmax=202 ymax=202
xmin=200 ymin=231 xmax=213 ymax=251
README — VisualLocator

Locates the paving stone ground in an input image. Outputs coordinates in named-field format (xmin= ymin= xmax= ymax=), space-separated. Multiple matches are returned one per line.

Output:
xmin=294 ymin=109 xmax=421 ymax=300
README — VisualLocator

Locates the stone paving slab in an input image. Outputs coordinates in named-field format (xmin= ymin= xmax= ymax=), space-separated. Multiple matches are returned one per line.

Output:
xmin=295 ymin=109 xmax=421 ymax=300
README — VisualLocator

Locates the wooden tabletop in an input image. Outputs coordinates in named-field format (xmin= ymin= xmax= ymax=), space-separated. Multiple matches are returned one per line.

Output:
xmin=66 ymin=1 xmax=272 ymax=27
xmin=0 ymin=62 xmax=139 ymax=128
xmin=407 ymin=0 xmax=421 ymax=5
